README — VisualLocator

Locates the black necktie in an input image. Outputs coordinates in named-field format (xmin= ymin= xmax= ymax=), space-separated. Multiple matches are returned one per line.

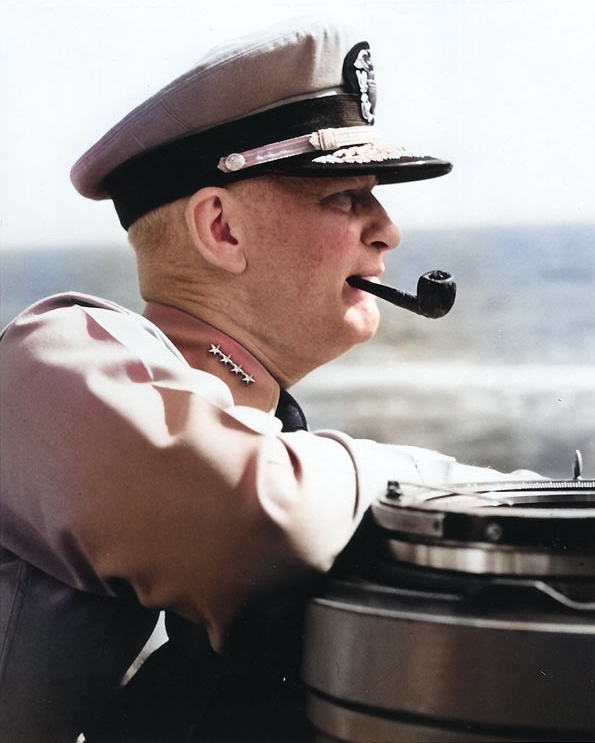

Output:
xmin=275 ymin=388 xmax=308 ymax=432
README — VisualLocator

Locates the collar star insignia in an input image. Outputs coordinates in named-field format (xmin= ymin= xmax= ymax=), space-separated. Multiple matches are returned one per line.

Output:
xmin=208 ymin=342 xmax=255 ymax=386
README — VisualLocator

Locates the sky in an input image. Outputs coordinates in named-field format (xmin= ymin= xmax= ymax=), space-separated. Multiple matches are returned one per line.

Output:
xmin=1 ymin=0 xmax=594 ymax=249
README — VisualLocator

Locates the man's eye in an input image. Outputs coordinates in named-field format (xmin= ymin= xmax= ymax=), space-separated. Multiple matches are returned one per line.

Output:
xmin=326 ymin=191 xmax=358 ymax=211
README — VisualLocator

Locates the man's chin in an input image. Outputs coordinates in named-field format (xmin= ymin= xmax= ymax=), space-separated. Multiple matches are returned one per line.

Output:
xmin=333 ymin=325 xmax=378 ymax=360
xmin=345 ymin=304 xmax=380 ymax=343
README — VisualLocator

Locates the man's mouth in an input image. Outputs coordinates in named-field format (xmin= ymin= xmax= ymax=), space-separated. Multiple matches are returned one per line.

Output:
xmin=347 ymin=274 xmax=381 ymax=289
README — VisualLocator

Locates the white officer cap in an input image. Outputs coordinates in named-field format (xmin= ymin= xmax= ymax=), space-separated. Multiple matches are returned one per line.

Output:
xmin=71 ymin=18 xmax=451 ymax=229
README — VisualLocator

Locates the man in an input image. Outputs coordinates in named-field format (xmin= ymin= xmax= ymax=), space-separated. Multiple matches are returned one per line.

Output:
xmin=0 ymin=18 xmax=534 ymax=743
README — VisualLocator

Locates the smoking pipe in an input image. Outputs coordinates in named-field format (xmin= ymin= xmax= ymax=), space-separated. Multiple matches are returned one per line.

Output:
xmin=347 ymin=270 xmax=456 ymax=319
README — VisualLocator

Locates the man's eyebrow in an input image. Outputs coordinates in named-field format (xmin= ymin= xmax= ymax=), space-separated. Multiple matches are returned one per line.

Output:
xmin=319 ymin=176 xmax=379 ymax=192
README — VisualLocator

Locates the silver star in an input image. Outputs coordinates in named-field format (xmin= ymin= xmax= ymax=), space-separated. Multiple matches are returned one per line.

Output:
xmin=208 ymin=342 xmax=255 ymax=386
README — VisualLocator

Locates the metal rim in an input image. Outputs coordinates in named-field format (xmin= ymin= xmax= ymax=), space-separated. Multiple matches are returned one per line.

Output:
xmin=383 ymin=537 xmax=595 ymax=576
xmin=373 ymin=480 xmax=595 ymax=558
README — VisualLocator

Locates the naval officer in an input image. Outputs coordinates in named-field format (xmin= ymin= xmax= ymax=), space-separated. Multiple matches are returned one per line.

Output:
xmin=0 ymin=17 xmax=535 ymax=742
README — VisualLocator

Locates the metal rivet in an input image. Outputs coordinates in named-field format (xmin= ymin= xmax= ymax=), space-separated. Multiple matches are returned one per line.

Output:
xmin=224 ymin=153 xmax=246 ymax=172
xmin=385 ymin=481 xmax=402 ymax=500
xmin=485 ymin=522 xmax=503 ymax=542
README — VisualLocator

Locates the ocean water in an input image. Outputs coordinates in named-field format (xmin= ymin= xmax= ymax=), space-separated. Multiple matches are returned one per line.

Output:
xmin=2 ymin=223 xmax=594 ymax=477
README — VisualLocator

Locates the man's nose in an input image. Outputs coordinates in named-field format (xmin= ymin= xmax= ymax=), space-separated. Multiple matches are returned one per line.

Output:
xmin=362 ymin=196 xmax=401 ymax=252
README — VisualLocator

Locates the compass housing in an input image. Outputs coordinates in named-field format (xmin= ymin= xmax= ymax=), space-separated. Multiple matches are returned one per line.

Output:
xmin=303 ymin=479 xmax=595 ymax=742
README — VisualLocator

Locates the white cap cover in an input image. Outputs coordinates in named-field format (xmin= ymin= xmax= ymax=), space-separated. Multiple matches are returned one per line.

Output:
xmin=71 ymin=18 xmax=451 ymax=229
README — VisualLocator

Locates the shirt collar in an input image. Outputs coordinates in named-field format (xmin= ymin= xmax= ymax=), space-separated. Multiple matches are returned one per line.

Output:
xmin=143 ymin=302 xmax=280 ymax=413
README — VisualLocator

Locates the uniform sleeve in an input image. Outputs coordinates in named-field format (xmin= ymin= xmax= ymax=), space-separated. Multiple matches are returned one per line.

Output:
xmin=0 ymin=299 xmax=539 ymax=651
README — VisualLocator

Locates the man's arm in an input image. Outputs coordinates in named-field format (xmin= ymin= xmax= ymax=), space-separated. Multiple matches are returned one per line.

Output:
xmin=0 ymin=296 xmax=535 ymax=650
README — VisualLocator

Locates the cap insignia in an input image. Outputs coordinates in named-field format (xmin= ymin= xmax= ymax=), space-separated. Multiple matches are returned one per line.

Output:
xmin=209 ymin=343 xmax=255 ymax=385
xmin=343 ymin=42 xmax=376 ymax=124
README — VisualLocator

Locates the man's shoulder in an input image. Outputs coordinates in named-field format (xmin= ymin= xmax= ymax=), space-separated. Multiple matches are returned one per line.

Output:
xmin=1 ymin=292 xmax=163 ymax=354
xmin=16 ymin=291 xmax=133 ymax=317
xmin=1 ymin=292 xmax=190 ymax=377
xmin=2 ymin=291 xmax=131 ymax=331
xmin=1 ymin=292 xmax=145 ymax=346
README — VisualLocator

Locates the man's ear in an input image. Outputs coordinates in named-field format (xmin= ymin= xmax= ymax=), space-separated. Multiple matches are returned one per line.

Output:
xmin=185 ymin=188 xmax=247 ymax=274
